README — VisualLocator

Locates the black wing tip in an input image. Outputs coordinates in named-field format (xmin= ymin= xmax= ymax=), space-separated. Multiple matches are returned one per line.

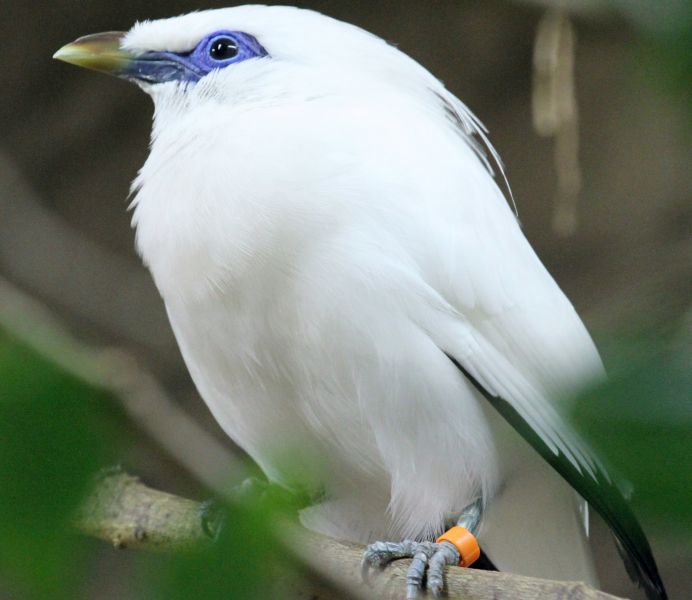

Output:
xmin=591 ymin=475 xmax=668 ymax=600
xmin=619 ymin=542 xmax=667 ymax=600
xmin=445 ymin=353 xmax=669 ymax=600
xmin=641 ymin=576 xmax=668 ymax=600
xmin=628 ymin=551 xmax=668 ymax=600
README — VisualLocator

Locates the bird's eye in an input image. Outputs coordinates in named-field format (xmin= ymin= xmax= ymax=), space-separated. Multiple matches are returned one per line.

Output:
xmin=169 ymin=31 xmax=267 ymax=81
xmin=208 ymin=37 xmax=238 ymax=61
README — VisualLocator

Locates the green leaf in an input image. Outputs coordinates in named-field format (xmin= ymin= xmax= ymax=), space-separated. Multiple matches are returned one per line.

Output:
xmin=0 ymin=328 xmax=125 ymax=599
xmin=572 ymin=326 xmax=692 ymax=537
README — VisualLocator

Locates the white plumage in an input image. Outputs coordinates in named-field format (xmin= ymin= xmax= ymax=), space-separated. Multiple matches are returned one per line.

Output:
xmin=125 ymin=5 xmax=605 ymax=582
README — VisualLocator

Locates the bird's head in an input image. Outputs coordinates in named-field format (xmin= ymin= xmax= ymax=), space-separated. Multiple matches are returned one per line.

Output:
xmin=53 ymin=5 xmax=510 ymax=235
xmin=53 ymin=5 xmax=428 ymax=113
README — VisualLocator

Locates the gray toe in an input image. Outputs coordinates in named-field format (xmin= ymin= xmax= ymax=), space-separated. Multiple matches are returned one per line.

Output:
xmin=427 ymin=542 xmax=459 ymax=597
xmin=361 ymin=539 xmax=456 ymax=597
xmin=406 ymin=551 xmax=430 ymax=599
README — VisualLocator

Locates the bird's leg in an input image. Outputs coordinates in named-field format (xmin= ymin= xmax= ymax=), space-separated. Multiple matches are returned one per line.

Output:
xmin=199 ymin=476 xmax=270 ymax=539
xmin=199 ymin=476 xmax=320 ymax=540
xmin=361 ymin=499 xmax=483 ymax=599
xmin=426 ymin=500 xmax=482 ymax=596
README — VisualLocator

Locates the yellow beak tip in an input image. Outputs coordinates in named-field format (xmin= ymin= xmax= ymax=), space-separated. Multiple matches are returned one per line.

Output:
xmin=53 ymin=46 xmax=76 ymax=62
xmin=53 ymin=32 xmax=130 ymax=73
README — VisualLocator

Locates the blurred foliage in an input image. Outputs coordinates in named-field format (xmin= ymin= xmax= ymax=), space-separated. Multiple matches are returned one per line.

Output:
xmin=572 ymin=321 xmax=692 ymax=538
xmin=0 ymin=327 xmax=124 ymax=599
xmin=0 ymin=327 xmax=304 ymax=599
xmin=648 ymin=20 xmax=692 ymax=110
xmin=617 ymin=0 xmax=692 ymax=116
xmin=137 ymin=488 xmax=300 ymax=600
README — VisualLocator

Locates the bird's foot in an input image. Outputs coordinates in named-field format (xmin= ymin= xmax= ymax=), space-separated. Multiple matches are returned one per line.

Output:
xmin=198 ymin=498 xmax=226 ymax=540
xmin=361 ymin=539 xmax=460 ymax=599
xmin=199 ymin=477 xmax=269 ymax=540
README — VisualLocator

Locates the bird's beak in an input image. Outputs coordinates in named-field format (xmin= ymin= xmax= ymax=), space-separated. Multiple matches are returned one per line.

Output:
xmin=54 ymin=32 xmax=201 ymax=85
xmin=53 ymin=32 xmax=133 ymax=76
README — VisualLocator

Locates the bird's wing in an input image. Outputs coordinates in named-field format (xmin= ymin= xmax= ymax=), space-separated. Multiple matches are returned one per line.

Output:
xmin=415 ymin=161 xmax=667 ymax=598
xmin=444 ymin=343 xmax=666 ymax=600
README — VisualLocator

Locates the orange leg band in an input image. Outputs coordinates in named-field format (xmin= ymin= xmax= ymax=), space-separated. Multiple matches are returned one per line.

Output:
xmin=436 ymin=526 xmax=480 ymax=567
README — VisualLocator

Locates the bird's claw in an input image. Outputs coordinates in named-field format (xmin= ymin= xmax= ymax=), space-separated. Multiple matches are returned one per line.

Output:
xmin=361 ymin=539 xmax=460 ymax=598
xmin=198 ymin=499 xmax=226 ymax=540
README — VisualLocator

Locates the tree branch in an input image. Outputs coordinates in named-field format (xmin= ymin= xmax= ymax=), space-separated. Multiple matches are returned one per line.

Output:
xmin=75 ymin=472 xmax=627 ymax=600
xmin=75 ymin=471 xmax=209 ymax=551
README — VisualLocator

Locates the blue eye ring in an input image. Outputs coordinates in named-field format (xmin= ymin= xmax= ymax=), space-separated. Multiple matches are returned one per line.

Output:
xmin=191 ymin=30 xmax=268 ymax=74
xmin=117 ymin=30 xmax=268 ymax=85
xmin=207 ymin=35 xmax=239 ymax=62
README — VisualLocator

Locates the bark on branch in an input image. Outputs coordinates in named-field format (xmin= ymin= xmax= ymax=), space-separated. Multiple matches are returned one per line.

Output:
xmin=75 ymin=472 xmax=626 ymax=600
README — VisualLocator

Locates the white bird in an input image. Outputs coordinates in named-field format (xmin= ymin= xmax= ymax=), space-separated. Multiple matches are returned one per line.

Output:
xmin=54 ymin=6 xmax=666 ymax=599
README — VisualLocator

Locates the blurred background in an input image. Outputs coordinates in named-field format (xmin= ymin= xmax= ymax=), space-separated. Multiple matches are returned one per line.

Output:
xmin=1 ymin=0 xmax=690 ymax=599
